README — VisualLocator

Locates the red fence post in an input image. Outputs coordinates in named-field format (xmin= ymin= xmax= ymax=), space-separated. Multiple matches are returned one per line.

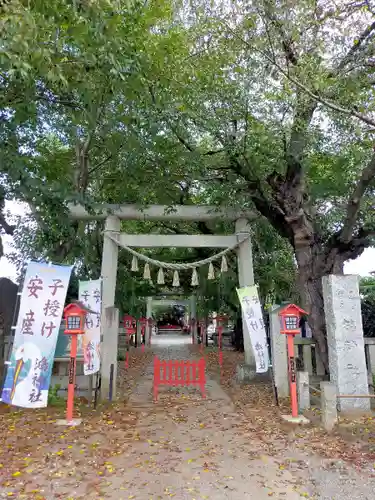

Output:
xmin=185 ymin=360 xmax=190 ymax=388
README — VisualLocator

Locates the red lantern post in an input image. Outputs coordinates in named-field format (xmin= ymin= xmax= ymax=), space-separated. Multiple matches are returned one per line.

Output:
xmin=63 ymin=302 xmax=91 ymax=425
xmin=279 ymin=304 xmax=308 ymax=418
xmin=123 ymin=315 xmax=136 ymax=368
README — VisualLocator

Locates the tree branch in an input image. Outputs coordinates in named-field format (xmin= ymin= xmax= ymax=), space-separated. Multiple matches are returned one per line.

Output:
xmin=221 ymin=151 xmax=293 ymax=239
xmin=336 ymin=20 xmax=375 ymax=72
xmin=224 ymin=21 xmax=375 ymax=128
xmin=88 ymin=153 xmax=113 ymax=175
xmin=0 ymin=214 xmax=15 ymax=235
xmin=339 ymin=152 xmax=375 ymax=243
xmin=262 ymin=0 xmax=299 ymax=66
xmin=260 ymin=49 xmax=375 ymax=128
xmin=285 ymin=96 xmax=316 ymax=184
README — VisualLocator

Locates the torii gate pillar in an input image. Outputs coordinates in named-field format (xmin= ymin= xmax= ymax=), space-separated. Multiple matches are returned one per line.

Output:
xmin=100 ymin=215 xmax=120 ymax=399
xmin=236 ymin=218 xmax=256 ymax=381
xmin=189 ymin=294 xmax=197 ymax=342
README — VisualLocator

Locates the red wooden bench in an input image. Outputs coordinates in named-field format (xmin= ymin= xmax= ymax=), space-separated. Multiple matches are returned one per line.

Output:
xmin=153 ymin=357 xmax=206 ymax=401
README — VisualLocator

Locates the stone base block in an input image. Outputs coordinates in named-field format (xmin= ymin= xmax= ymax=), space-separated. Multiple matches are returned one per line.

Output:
xmin=236 ymin=363 xmax=256 ymax=383
xmin=281 ymin=414 xmax=310 ymax=425
xmin=56 ymin=418 xmax=82 ymax=426
xmin=236 ymin=364 xmax=271 ymax=384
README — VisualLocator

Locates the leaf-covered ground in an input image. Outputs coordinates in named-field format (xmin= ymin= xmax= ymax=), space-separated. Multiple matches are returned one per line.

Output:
xmin=0 ymin=350 xmax=153 ymax=499
xmin=203 ymin=347 xmax=375 ymax=467
xmin=0 ymin=345 xmax=375 ymax=499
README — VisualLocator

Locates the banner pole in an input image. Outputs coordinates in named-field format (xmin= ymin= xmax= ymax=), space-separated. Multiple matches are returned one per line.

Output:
xmin=66 ymin=334 xmax=78 ymax=422
xmin=0 ymin=280 xmax=23 ymax=392
xmin=286 ymin=334 xmax=298 ymax=418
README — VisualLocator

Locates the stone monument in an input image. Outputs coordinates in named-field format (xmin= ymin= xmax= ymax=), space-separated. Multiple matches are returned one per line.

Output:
xmin=322 ymin=274 xmax=370 ymax=412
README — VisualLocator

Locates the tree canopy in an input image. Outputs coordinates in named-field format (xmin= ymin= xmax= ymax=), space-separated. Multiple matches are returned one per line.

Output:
xmin=1 ymin=0 xmax=375 ymax=369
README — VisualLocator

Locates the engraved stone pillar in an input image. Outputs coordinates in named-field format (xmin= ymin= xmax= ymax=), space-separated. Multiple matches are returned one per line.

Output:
xmin=297 ymin=371 xmax=310 ymax=411
xmin=146 ymin=297 xmax=153 ymax=319
xmin=320 ymin=381 xmax=337 ymax=431
xmin=322 ymin=275 xmax=370 ymax=412
xmin=236 ymin=218 xmax=256 ymax=379
xmin=101 ymin=307 xmax=119 ymax=400
xmin=190 ymin=295 xmax=197 ymax=342
xmin=100 ymin=216 xmax=120 ymax=401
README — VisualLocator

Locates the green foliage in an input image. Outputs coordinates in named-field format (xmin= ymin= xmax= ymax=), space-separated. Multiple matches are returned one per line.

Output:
xmin=1 ymin=0 xmax=374 ymax=343
xmin=47 ymin=383 xmax=64 ymax=407
xmin=360 ymin=277 xmax=375 ymax=301
xmin=360 ymin=277 xmax=375 ymax=337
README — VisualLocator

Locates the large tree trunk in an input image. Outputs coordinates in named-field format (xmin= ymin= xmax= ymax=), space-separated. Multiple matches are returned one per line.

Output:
xmin=294 ymin=240 xmax=345 ymax=374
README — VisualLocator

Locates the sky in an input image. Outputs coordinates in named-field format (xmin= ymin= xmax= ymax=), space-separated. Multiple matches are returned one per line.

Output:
xmin=1 ymin=200 xmax=375 ymax=283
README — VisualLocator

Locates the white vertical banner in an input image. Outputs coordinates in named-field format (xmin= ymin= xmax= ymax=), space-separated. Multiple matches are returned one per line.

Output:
xmin=79 ymin=279 xmax=101 ymax=375
xmin=236 ymin=285 xmax=269 ymax=373
xmin=1 ymin=261 xmax=72 ymax=408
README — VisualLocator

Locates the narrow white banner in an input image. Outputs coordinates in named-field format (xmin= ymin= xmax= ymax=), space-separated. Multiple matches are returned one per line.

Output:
xmin=2 ymin=261 xmax=72 ymax=408
xmin=79 ymin=279 xmax=101 ymax=375
xmin=236 ymin=285 xmax=269 ymax=373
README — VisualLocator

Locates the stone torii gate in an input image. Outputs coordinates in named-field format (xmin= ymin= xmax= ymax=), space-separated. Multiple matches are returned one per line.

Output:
xmin=146 ymin=296 xmax=195 ymax=328
xmin=69 ymin=203 xmax=256 ymax=398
